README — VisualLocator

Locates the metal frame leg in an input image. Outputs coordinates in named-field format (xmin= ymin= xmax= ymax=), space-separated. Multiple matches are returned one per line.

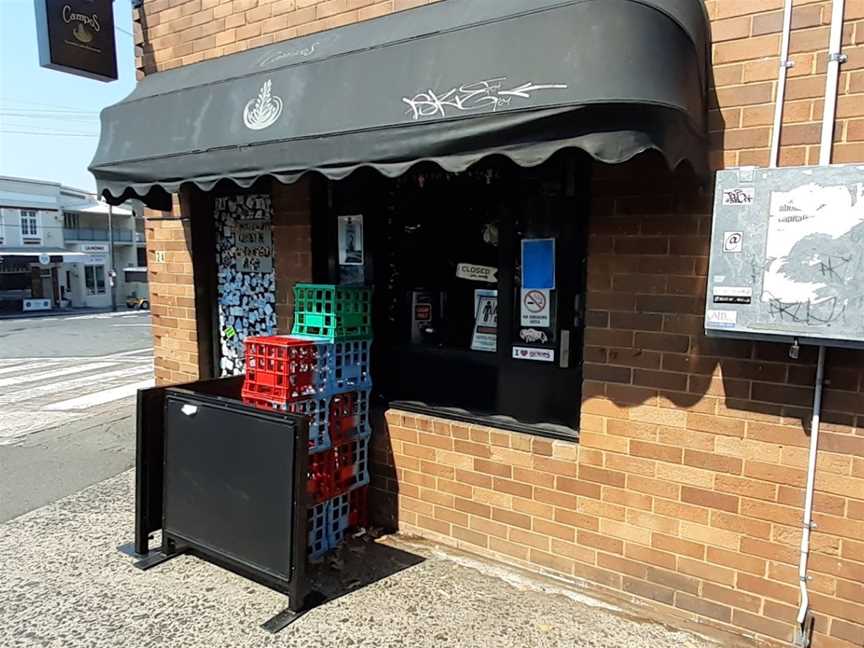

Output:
xmin=134 ymin=550 xmax=182 ymax=571
xmin=132 ymin=539 xmax=188 ymax=571
xmin=261 ymin=591 xmax=327 ymax=634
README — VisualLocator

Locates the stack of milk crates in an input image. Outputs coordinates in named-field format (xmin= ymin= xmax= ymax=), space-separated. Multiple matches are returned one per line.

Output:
xmin=241 ymin=284 xmax=373 ymax=559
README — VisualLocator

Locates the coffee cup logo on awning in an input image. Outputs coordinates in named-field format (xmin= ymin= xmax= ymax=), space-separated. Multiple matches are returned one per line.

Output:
xmin=243 ymin=80 xmax=283 ymax=130
xmin=62 ymin=5 xmax=100 ymax=45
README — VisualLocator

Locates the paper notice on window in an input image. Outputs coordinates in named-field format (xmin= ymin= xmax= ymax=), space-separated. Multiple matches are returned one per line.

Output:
xmin=236 ymin=220 xmax=273 ymax=273
xmin=471 ymin=290 xmax=498 ymax=352
xmin=338 ymin=214 xmax=364 ymax=266
xmin=522 ymin=238 xmax=556 ymax=290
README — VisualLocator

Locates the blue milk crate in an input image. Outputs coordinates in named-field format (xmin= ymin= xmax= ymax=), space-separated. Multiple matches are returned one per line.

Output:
xmin=286 ymin=396 xmax=330 ymax=454
xmin=308 ymin=501 xmax=330 ymax=559
xmin=326 ymin=492 xmax=351 ymax=547
xmin=326 ymin=340 xmax=372 ymax=393
xmin=292 ymin=337 xmax=372 ymax=395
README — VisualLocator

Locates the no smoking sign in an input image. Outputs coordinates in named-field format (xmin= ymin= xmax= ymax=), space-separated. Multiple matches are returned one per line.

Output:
xmin=521 ymin=288 xmax=550 ymax=327
xmin=524 ymin=290 xmax=546 ymax=312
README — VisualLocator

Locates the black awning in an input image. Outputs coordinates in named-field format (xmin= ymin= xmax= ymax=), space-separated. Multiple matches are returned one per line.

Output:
xmin=91 ymin=0 xmax=710 ymax=209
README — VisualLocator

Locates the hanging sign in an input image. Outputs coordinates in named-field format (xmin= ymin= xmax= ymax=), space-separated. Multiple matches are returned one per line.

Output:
xmin=520 ymin=288 xmax=550 ymax=327
xmin=34 ymin=0 xmax=118 ymax=82
xmin=236 ymin=220 xmax=273 ymax=273
xmin=471 ymin=289 xmax=497 ymax=353
xmin=338 ymin=215 xmax=364 ymax=266
xmin=522 ymin=238 xmax=556 ymax=289
xmin=456 ymin=263 xmax=498 ymax=283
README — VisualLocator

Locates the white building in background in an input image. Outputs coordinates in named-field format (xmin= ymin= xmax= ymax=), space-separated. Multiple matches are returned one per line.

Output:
xmin=0 ymin=176 xmax=148 ymax=314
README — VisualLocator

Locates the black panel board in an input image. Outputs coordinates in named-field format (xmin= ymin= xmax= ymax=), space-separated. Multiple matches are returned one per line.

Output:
xmin=135 ymin=376 xmax=245 ymax=555
xmin=163 ymin=391 xmax=304 ymax=584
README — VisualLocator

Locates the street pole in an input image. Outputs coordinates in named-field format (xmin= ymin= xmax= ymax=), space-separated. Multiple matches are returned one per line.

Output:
xmin=108 ymin=203 xmax=117 ymax=312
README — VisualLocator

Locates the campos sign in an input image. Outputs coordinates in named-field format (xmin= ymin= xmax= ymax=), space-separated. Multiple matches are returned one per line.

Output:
xmin=35 ymin=0 xmax=118 ymax=82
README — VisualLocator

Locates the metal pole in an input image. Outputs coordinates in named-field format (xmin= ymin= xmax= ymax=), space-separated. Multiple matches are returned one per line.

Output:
xmin=108 ymin=203 xmax=117 ymax=312
xmin=796 ymin=345 xmax=826 ymax=639
xmin=796 ymin=3 xmax=845 ymax=643
xmin=769 ymin=0 xmax=794 ymax=168
xmin=819 ymin=0 xmax=846 ymax=166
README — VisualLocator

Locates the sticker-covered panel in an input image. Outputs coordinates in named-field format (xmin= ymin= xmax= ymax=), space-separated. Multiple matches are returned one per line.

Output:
xmin=707 ymin=165 xmax=864 ymax=348
xmin=214 ymin=194 xmax=277 ymax=375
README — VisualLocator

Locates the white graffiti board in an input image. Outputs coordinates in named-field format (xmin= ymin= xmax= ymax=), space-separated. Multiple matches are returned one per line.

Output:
xmin=707 ymin=166 xmax=864 ymax=348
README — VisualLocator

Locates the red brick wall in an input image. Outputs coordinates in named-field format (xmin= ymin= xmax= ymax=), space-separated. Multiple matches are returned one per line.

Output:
xmin=371 ymin=156 xmax=864 ymax=648
xmin=143 ymin=199 xmax=201 ymax=385
xmin=136 ymin=1 xmax=864 ymax=645
xmin=707 ymin=0 xmax=864 ymax=168
xmin=272 ymin=179 xmax=314 ymax=332
xmin=134 ymin=0 xmax=441 ymax=75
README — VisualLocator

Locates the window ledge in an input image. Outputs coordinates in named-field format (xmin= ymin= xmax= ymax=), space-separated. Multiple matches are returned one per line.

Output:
xmin=389 ymin=400 xmax=579 ymax=443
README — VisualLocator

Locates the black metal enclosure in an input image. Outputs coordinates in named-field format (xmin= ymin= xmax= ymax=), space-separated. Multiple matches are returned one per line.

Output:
xmin=133 ymin=377 xmax=317 ymax=630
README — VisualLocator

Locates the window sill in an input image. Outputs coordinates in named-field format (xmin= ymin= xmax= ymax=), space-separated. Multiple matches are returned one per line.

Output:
xmin=389 ymin=400 xmax=579 ymax=443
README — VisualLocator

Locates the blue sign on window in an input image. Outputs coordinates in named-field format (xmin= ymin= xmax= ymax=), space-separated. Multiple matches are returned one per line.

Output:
xmin=521 ymin=238 xmax=556 ymax=290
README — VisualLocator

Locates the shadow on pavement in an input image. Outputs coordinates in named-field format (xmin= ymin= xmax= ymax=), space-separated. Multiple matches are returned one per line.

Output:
xmin=306 ymin=533 xmax=426 ymax=604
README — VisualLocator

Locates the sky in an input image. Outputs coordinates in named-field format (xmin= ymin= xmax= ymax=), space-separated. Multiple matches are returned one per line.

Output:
xmin=0 ymin=0 xmax=137 ymax=192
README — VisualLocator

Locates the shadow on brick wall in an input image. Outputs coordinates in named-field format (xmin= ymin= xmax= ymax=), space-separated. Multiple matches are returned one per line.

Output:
xmin=583 ymin=150 xmax=864 ymax=435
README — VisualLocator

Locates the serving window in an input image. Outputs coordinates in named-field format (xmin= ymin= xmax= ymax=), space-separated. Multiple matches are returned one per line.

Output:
xmin=320 ymin=154 xmax=589 ymax=438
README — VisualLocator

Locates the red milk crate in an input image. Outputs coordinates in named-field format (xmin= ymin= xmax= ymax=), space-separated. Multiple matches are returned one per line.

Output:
xmin=242 ymin=336 xmax=319 ymax=403
xmin=307 ymin=449 xmax=336 ymax=504
xmin=333 ymin=437 xmax=370 ymax=496
xmin=328 ymin=391 xmax=370 ymax=446
xmin=348 ymin=485 xmax=369 ymax=529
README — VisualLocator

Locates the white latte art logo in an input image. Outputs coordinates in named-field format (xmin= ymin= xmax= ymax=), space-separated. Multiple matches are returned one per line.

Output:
xmin=243 ymin=80 xmax=283 ymax=130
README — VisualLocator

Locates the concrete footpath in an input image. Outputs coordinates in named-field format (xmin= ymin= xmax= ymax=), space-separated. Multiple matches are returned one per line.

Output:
xmin=0 ymin=472 xmax=759 ymax=648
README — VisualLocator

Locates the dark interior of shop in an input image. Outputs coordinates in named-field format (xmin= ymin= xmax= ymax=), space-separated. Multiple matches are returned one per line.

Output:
xmin=315 ymin=152 xmax=591 ymax=437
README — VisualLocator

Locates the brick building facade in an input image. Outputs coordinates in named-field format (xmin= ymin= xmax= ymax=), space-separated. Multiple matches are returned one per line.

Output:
xmin=129 ymin=1 xmax=864 ymax=646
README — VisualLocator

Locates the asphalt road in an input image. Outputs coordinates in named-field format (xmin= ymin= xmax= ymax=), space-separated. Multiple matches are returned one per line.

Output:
xmin=0 ymin=309 xmax=152 ymax=358
xmin=0 ymin=310 xmax=153 ymax=522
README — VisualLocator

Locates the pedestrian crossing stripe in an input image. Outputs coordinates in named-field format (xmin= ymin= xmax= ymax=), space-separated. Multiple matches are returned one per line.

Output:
xmin=0 ymin=362 xmax=114 ymax=389
xmin=44 ymin=379 xmax=155 ymax=411
xmin=0 ymin=364 xmax=153 ymax=406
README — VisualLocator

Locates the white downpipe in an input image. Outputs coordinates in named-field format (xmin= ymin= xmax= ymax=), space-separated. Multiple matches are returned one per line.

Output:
xmin=819 ymin=0 xmax=846 ymax=165
xmin=797 ymin=0 xmax=845 ymax=637
xmin=796 ymin=345 xmax=826 ymax=628
xmin=769 ymin=0 xmax=795 ymax=168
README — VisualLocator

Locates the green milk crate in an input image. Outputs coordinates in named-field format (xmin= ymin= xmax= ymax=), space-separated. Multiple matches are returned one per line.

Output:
xmin=291 ymin=284 xmax=372 ymax=341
